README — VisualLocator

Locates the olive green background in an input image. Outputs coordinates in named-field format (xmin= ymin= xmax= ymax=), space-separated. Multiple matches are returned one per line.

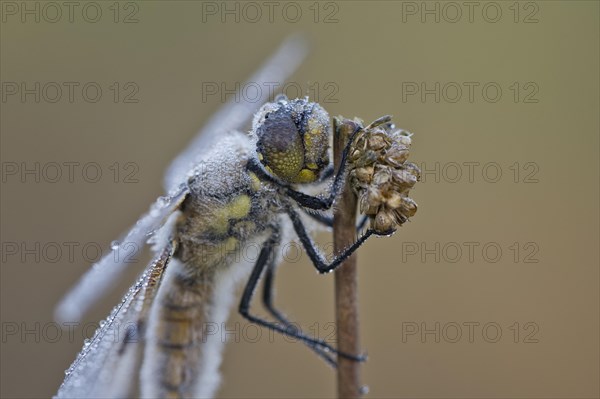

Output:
xmin=1 ymin=1 xmax=598 ymax=398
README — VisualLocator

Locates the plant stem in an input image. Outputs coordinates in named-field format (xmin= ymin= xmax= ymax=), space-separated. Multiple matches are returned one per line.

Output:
xmin=333 ymin=118 xmax=362 ymax=399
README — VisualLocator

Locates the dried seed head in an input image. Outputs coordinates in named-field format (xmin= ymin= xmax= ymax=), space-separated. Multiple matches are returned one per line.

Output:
xmin=391 ymin=168 xmax=418 ymax=189
xmin=400 ymin=197 xmax=418 ymax=217
xmin=386 ymin=145 xmax=410 ymax=166
xmin=367 ymin=132 xmax=389 ymax=151
xmin=373 ymin=167 xmax=392 ymax=185
xmin=374 ymin=210 xmax=394 ymax=232
xmin=403 ymin=162 xmax=421 ymax=180
xmin=341 ymin=115 xmax=420 ymax=234
xmin=354 ymin=166 xmax=374 ymax=184
xmin=385 ymin=191 xmax=403 ymax=209
xmin=366 ymin=187 xmax=384 ymax=207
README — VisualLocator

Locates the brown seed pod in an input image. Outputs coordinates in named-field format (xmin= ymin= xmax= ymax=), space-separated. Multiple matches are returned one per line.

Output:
xmin=343 ymin=115 xmax=420 ymax=234
xmin=385 ymin=191 xmax=403 ymax=209
xmin=354 ymin=165 xmax=374 ymax=184
xmin=374 ymin=209 xmax=394 ymax=233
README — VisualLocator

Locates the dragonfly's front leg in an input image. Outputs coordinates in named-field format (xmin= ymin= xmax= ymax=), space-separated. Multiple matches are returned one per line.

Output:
xmin=286 ymin=207 xmax=388 ymax=275
xmin=302 ymin=209 xmax=369 ymax=232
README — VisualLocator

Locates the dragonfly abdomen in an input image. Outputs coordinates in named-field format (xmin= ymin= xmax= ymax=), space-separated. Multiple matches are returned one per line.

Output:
xmin=142 ymin=193 xmax=273 ymax=398
xmin=141 ymin=256 xmax=216 ymax=398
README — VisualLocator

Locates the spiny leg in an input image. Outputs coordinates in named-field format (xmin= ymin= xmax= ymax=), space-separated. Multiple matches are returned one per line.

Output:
xmin=302 ymin=209 xmax=369 ymax=232
xmin=259 ymin=231 xmax=338 ymax=365
xmin=287 ymin=207 xmax=389 ymax=274
xmin=261 ymin=254 xmax=340 ymax=366
xmin=320 ymin=164 xmax=334 ymax=180
xmin=238 ymin=231 xmax=366 ymax=366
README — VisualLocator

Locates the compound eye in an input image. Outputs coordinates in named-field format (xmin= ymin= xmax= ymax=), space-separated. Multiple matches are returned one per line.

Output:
xmin=256 ymin=109 xmax=304 ymax=182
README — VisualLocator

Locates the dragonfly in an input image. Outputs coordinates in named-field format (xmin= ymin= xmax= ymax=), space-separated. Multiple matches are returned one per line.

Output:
xmin=54 ymin=36 xmax=418 ymax=399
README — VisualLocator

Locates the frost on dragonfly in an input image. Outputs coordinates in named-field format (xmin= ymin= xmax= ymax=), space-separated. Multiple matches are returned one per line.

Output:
xmin=53 ymin=35 xmax=422 ymax=399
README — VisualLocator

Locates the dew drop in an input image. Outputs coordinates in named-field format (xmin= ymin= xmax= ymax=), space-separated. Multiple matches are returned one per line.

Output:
xmin=156 ymin=196 xmax=169 ymax=208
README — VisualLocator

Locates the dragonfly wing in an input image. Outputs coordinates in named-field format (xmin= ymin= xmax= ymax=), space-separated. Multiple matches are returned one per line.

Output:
xmin=55 ymin=185 xmax=188 ymax=323
xmin=163 ymin=34 xmax=309 ymax=191
xmin=57 ymin=36 xmax=308 ymax=323
xmin=55 ymin=243 xmax=174 ymax=399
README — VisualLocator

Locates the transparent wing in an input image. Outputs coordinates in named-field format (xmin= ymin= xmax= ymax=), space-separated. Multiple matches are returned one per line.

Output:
xmin=55 ymin=185 xmax=188 ymax=323
xmin=55 ymin=244 xmax=174 ymax=399
xmin=56 ymin=35 xmax=308 ymax=323
xmin=163 ymin=34 xmax=309 ymax=191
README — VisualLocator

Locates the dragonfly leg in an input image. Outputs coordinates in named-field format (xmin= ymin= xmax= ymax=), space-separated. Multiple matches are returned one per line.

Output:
xmin=319 ymin=164 xmax=334 ymax=180
xmin=261 ymin=253 xmax=340 ymax=367
xmin=287 ymin=207 xmax=393 ymax=274
xmin=303 ymin=210 xmax=369 ymax=232
xmin=238 ymin=231 xmax=366 ymax=366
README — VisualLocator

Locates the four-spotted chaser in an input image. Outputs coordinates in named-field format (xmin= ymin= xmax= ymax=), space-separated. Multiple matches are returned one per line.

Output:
xmin=54 ymin=36 xmax=418 ymax=399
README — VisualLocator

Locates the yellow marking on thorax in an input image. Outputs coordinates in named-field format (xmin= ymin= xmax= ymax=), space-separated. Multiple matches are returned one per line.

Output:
xmin=210 ymin=195 xmax=252 ymax=235
xmin=249 ymin=172 xmax=262 ymax=191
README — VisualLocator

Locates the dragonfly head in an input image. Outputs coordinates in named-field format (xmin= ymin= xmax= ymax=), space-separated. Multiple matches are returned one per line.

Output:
xmin=252 ymin=96 xmax=331 ymax=184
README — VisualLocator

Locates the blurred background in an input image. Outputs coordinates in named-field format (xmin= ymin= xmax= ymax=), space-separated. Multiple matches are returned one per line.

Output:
xmin=1 ymin=1 xmax=598 ymax=398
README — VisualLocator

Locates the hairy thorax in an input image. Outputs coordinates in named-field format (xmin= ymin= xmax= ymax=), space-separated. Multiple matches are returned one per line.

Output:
xmin=173 ymin=139 xmax=279 ymax=280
